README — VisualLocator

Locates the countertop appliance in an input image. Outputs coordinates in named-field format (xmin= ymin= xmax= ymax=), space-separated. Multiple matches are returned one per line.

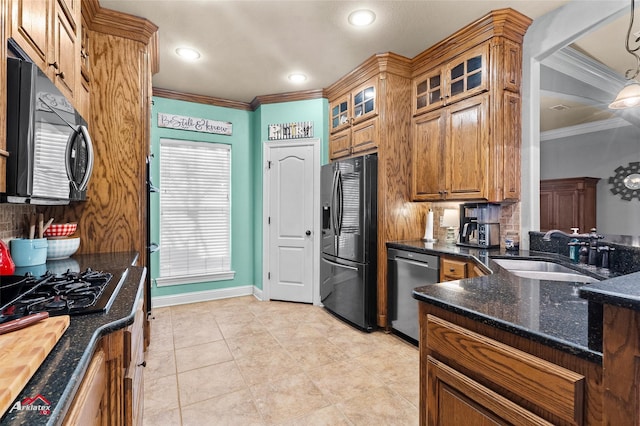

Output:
xmin=5 ymin=57 xmax=94 ymax=205
xmin=458 ymin=202 xmax=500 ymax=248
xmin=388 ymin=248 xmax=439 ymax=344
xmin=0 ymin=269 xmax=118 ymax=324
xmin=320 ymin=154 xmax=377 ymax=331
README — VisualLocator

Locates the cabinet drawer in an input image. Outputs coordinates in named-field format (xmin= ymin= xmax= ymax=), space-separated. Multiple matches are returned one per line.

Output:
xmin=124 ymin=299 xmax=144 ymax=370
xmin=440 ymin=258 xmax=467 ymax=281
xmin=426 ymin=315 xmax=585 ymax=425
xmin=351 ymin=117 xmax=377 ymax=154
xmin=125 ymin=358 xmax=144 ymax=426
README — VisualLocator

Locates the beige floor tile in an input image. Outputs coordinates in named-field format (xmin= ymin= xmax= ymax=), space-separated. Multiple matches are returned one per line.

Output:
xmin=250 ymin=372 xmax=330 ymax=424
xmin=234 ymin=347 xmax=301 ymax=386
xmin=181 ymin=388 xmax=265 ymax=426
xmin=354 ymin=347 xmax=419 ymax=384
xmin=307 ymin=359 xmax=386 ymax=404
xmin=281 ymin=405 xmax=351 ymax=426
xmin=144 ymin=374 xmax=180 ymax=412
xmin=216 ymin=313 xmax=266 ymax=339
xmin=143 ymin=406 xmax=181 ymax=426
xmin=178 ymin=360 xmax=246 ymax=405
xmin=147 ymin=328 xmax=174 ymax=353
xmin=337 ymin=386 xmax=419 ymax=426
xmin=172 ymin=315 xmax=224 ymax=349
xmin=144 ymin=297 xmax=420 ymax=426
xmin=145 ymin=349 xmax=176 ymax=379
xmin=226 ymin=331 xmax=282 ymax=359
xmin=282 ymin=337 xmax=349 ymax=371
xmin=175 ymin=340 xmax=233 ymax=372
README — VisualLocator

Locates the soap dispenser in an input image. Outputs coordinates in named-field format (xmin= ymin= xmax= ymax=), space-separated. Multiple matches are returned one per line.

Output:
xmin=568 ymin=228 xmax=580 ymax=263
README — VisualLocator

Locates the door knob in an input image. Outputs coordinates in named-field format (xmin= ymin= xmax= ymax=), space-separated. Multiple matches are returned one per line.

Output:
xmin=305 ymin=230 xmax=311 ymax=236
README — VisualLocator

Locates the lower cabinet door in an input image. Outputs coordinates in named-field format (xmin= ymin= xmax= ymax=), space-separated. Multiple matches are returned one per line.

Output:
xmin=63 ymin=350 xmax=106 ymax=426
xmin=427 ymin=356 xmax=553 ymax=426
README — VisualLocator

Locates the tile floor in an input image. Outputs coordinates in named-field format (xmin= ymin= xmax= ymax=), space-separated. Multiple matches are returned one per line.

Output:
xmin=143 ymin=295 xmax=419 ymax=425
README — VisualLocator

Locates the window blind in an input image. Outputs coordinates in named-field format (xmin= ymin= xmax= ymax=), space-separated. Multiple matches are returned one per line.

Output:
xmin=156 ymin=138 xmax=234 ymax=286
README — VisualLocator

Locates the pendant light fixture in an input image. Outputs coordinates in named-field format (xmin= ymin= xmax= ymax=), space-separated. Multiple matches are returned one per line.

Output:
xmin=610 ymin=0 xmax=640 ymax=109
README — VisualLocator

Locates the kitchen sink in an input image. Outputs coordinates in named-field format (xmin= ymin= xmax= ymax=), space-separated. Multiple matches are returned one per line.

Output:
xmin=491 ymin=259 xmax=600 ymax=283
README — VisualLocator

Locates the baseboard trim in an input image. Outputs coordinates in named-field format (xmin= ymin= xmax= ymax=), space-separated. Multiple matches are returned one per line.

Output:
xmin=152 ymin=285 xmax=263 ymax=308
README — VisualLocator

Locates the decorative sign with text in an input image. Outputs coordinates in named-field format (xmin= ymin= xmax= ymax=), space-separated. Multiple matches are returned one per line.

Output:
xmin=158 ymin=113 xmax=232 ymax=136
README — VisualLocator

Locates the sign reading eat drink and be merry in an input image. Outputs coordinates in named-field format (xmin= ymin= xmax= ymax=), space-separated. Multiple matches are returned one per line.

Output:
xmin=158 ymin=113 xmax=232 ymax=135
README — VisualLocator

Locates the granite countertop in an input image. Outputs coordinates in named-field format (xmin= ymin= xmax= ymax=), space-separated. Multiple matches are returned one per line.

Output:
xmin=388 ymin=240 xmax=617 ymax=364
xmin=0 ymin=252 xmax=144 ymax=426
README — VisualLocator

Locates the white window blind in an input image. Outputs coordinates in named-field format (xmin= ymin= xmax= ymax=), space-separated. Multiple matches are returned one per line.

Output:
xmin=156 ymin=138 xmax=234 ymax=286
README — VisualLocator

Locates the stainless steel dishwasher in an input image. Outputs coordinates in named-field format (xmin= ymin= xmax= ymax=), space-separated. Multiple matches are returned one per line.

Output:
xmin=387 ymin=248 xmax=440 ymax=344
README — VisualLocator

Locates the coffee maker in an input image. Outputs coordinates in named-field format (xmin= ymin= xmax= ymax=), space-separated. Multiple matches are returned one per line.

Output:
xmin=457 ymin=203 xmax=500 ymax=248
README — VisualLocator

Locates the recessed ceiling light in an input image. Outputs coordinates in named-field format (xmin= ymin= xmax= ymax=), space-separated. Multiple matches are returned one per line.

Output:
xmin=175 ymin=47 xmax=201 ymax=61
xmin=348 ymin=9 xmax=376 ymax=27
xmin=288 ymin=73 xmax=307 ymax=83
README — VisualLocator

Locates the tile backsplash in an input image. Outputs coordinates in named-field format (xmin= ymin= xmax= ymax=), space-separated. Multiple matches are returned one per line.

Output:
xmin=0 ymin=204 xmax=36 ymax=240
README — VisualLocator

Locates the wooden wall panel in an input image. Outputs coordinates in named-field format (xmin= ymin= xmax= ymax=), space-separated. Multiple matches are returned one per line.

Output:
xmin=42 ymin=32 xmax=148 ymax=258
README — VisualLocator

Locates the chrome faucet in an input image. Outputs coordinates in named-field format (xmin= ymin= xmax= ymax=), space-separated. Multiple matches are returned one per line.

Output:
xmin=542 ymin=229 xmax=589 ymax=241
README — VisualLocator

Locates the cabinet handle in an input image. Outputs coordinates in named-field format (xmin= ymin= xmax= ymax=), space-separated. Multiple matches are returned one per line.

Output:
xmin=449 ymin=268 xmax=455 ymax=272
xmin=48 ymin=61 xmax=59 ymax=70
xmin=138 ymin=361 xmax=146 ymax=368
xmin=56 ymin=71 xmax=65 ymax=80
xmin=81 ymin=50 xmax=89 ymax=59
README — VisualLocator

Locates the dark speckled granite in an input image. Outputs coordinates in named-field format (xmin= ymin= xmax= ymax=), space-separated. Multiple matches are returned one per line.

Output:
xmin=0 ymin=252 xmax=144 ymax=426
xmin=388 ymin=240 xmax=607 ymax=363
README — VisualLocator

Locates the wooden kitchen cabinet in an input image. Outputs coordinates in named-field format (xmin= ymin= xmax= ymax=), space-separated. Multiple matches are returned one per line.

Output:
xmin=124 ymin=299 xmax=145 ymax=426
xmin=9 ymin=0 xmax=81 ymax=103
xmin=411 ymin=10 xmax=529 ymax=203
xmin=412 ymin=94 xmax=488 ymax=201
xmin=539 ymin=177 xmax=599 ymax=233
xmin=420 ymin=308 xmax=594 ymax=425
xmin=328 ymin=76 xmax=379 ymax=160
xmin=63 ymin=349 xmax=107 ymax=425
xmin=440 ymin=255 xmax=485 ymax=282
xmin=413 ymin=43 xmax=489 ymax=116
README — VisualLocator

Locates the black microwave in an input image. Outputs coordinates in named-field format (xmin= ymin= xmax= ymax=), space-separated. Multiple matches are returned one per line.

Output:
xmin=5 ymin=57 xmax=94 ymax=205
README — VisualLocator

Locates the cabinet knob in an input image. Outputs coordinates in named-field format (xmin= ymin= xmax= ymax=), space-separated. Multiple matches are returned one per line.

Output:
xmin=81 ymin=50 xmax=89 ymax=59
xmin=56 ymin=71 xmax=66 ymax=80
xmin=138 ymin=361 xmax=146 ymax=368
xmin=48 ymin=61 xmax=59 ymax=70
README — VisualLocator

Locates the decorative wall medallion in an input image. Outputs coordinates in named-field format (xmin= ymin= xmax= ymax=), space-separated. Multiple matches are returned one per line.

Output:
xmin=609 ymin=161 xmax=640 ymax=201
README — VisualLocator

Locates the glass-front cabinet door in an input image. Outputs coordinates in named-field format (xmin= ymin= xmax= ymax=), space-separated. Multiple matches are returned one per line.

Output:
xmin=413 ymin=68 xmax=445 ymax=116
xmin=412 ymin=43 xmax=489 ymax=117
xmin=330 ymin=94 xmax=350 ymax=133
xmin=351 ymin=79 xmax=377 ymax=125
xmin=445 ymin=44 xmax=489 ymax=105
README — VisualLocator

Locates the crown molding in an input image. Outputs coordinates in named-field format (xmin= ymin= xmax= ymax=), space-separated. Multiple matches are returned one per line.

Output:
xmin=152 ymin=88 xmax=252 ymax=111
xmin=543 ymin=45 xmax=625 ymax=95
xmin=250 ymin=89 xmax=325 ymax=110
xmin=82 ymin=0 xmax=158 ymax=45
xmin=540 ymin=116 xmax=631 ymax=141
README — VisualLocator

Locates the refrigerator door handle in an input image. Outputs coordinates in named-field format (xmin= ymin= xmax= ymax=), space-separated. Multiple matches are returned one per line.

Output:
xmin=330 ymin=168 xmax=339 ymax=235
xmin=322 ymin=257 xmax=358 ymax=271
xmin=336 ymin=169 xmax=343 ymax=235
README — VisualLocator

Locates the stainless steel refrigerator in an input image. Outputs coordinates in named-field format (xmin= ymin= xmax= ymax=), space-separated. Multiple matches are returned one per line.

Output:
xmin=320 ymin=154 xmax=377 ymax=331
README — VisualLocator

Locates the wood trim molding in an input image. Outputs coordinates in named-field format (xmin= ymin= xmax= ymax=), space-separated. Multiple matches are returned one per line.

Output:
xmin=153 ymin=87 xmax=326 ymax=111
xmin=325 ymin=52 xmax=412 ymax=100
xmin=250 ymin=89 xmax=326 ymax=110
xmin=412 ymin=8 xmax=532 ymax=76
xmin=152 ymin=88 xmax=253 ymax=111
xmin=82 ymin=0 xmax=158 ymax=45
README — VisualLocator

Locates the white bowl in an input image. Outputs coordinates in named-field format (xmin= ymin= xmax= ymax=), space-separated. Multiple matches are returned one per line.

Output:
xmin=46 ymin=237 xmax=80 ymax=260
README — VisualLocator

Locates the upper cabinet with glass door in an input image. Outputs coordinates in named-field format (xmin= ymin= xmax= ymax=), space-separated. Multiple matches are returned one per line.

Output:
xmin=329 ymin=76 xmax=378 ymax=133
xmin=413 ymin=44 xmax=489 ymax=116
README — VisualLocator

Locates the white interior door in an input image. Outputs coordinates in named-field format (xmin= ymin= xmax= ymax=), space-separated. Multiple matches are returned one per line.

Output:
xmin=266 ymin=142 xmax=316 ymax=303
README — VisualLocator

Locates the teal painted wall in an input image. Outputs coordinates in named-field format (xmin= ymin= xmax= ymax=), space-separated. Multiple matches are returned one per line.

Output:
xmin=150 ymin=97 xmax=255 ymax=297
xmin=150 ymin=96 xmax=327 ymax=298
xmin=252 ymin=98 xmax=329 ymax=290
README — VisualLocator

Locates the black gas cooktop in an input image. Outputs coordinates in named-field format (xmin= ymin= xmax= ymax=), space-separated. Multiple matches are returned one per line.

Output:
xmin=0 ymin=269 xmax=117 ymax=324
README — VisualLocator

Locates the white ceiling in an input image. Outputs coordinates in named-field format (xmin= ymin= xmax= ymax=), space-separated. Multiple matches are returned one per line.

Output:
xmin=99 ymin=0 xmax=582 ymax=104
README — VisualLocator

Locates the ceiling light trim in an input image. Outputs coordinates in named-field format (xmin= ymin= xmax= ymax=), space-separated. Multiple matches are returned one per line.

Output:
xmin=175 ymin=47 xmax=201 ymax=61
xmin=348 ymin=9 xmax=376 ymax=27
